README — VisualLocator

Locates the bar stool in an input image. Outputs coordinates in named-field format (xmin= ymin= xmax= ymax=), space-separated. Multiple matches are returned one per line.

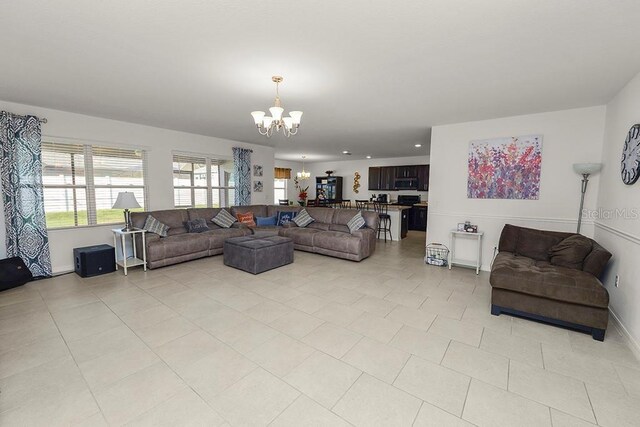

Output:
xmin=340 ymin=200 xmax=352 ymax=209
xmin=373 ymin=202 xmax=392 ymax=242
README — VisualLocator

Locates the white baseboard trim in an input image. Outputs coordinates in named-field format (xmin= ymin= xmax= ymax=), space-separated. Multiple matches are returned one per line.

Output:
xmin=608 ymin=307 xmax=640 ymax=362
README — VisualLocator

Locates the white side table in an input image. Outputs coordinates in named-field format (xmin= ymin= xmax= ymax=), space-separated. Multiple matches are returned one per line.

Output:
xmin=112 ymin=228 xmax=147 ymax=276
xmin=449 ymin=230 xmax=484 ymax=274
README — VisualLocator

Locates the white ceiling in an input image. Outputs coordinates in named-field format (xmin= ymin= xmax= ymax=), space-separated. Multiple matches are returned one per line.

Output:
xmin=1 ymin=1 xmax=640 ymax=162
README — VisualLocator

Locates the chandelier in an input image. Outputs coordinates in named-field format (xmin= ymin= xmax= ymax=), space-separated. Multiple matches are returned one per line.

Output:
xmin=297 ymin=156 xmax=310 ymax=180
xmin=251 ymin=76 xmax=303 ymax=137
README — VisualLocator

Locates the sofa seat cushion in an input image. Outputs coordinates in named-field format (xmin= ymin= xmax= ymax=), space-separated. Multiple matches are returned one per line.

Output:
xmin=490 ymin=252 xmax=609 ymax=308
xmin=146 ymin=233 xmax=210 ymax=261
xmin=313 ymin=231 xmax=362 ymax=255
xmin=202 ymin=227 xmax=250 ymax=249
xmin=279 ymin=227 xmax=320 ymax=247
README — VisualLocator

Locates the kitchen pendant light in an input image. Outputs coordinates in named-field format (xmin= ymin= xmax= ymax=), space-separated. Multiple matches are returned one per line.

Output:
xmin=251 ymin=76 xmax=303 ymax=138
xmin=297 ymin=156 xmax=310 ymax=180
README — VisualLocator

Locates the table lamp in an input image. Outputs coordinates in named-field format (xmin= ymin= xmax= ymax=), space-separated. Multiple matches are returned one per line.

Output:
xmin=572 ymin=163 xmax=602 ymax=234
xmin=112 ymin=192 xmax=141 ymax=231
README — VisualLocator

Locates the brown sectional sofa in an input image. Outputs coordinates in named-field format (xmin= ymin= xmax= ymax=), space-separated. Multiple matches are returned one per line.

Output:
xmin=131 ymin=205 xmax=379 ymax=269
xmin=490 ymin=224 xmax=612 ymax=341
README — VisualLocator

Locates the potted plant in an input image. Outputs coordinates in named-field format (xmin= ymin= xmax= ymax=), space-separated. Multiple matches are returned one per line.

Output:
xmin=294 ymin=176 xmax=309 ymax=206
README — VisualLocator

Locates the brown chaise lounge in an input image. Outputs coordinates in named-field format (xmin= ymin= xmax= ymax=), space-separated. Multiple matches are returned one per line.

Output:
xmin=490 ymin=224 xmax=612 ymax=341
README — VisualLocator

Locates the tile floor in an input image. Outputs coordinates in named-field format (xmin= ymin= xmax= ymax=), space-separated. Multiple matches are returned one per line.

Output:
xmin=1 ymin=231 xmax=640 ymax=426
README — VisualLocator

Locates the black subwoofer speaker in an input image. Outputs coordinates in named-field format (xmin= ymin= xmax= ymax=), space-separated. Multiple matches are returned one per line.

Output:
xmin=74 ymin=244 xmax=115 ymax=278
xmin=0 ymin=257 xmax=34 ymax=292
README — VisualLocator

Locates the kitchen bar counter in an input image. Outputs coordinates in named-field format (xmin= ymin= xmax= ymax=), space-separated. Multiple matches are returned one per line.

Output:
xmin=362 ymin=202 xmax=412 ymax=211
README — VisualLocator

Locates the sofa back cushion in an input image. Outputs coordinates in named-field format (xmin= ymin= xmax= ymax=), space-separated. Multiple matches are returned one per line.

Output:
xmin=132 ymin=209 xmax=188 ymax=236
xmin=515 ymin=228 xmax=565 ymax=261
xmin=232 ymin=205 xmax=267 ymax=218
xmin=305 ymin=207 xmax=335 ymax=224
xmin=583 ymin=242 xmax=613 ymax=278
xmin=267 ymin=205 xmax=300 ymax=217
xmin=499 ymin=224 xmax=570 ymax=261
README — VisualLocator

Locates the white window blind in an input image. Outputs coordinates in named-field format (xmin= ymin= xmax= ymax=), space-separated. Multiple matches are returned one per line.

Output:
xmin=274 ymin=179 xmax=287 ymax=203
xmin=42 ymin=142 xmax=147 ymax=229
xmin=172 ymin=152 xmax=235 ymax=208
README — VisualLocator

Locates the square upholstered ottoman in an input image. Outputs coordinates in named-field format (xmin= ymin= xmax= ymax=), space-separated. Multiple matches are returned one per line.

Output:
xmin=223 ymin=235 xmax=294 ymax=274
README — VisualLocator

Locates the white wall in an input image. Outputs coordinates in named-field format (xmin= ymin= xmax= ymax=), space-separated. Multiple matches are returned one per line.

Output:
xmin=274 ymin=159 xmax=303 ymax=202
xmin=0 ymin=100 xmax=275 ymax=273
xmin=594 ymin=71 xmax=640 ymax=347
xmin=304 ymin=156 xmax=430 ymax=202
xmin=427 ymin=106 xmax=606 ymax=270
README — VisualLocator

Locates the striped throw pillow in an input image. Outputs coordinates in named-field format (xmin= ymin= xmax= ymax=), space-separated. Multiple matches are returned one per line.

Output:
xmin=293 ymin=209 xmax=314 ymax=228
xmin=212 ymin=209 xmax=237 ymax=228
xmin=347 ymin=212 xmax=366 ymax=234
xmin=143 ymin=215 xmax=169 ymax=237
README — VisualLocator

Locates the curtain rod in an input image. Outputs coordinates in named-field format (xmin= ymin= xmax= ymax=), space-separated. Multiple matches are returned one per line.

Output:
xmin=7 ymin=113 xmax=47 ymax=124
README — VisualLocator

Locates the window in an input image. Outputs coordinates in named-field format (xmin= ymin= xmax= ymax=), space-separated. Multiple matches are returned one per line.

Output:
xmin=172 ymin=153 xmax=235 ymax=208
xmin=274 ymin=179 xmax=288 ymax=203
xmin=42 ymin=142 xmax=147 ymax=229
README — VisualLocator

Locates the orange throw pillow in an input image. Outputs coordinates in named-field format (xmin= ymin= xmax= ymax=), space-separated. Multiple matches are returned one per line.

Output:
xmin=236 ymin=212 xmax=256 ymax=227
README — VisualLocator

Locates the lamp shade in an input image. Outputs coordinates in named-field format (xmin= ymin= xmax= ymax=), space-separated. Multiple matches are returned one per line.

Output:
xmin=112 ymin=192 xmax=141 ymax=209
xmin=251 ymin=111 xmax=265 ymax=125
xmin=572 ymin=163 xmax=602 ymax=175
xmin=289 ymin=111 xmax=303 ymax=125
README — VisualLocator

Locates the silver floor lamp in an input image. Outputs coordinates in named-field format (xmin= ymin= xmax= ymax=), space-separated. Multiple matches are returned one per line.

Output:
xmin=573 ymin=163 xmax=602 ymax=234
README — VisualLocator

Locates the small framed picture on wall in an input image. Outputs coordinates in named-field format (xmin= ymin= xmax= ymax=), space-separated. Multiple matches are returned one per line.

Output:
xmin=253 ymin=165 xmax=263 ymax=177
xmin=253 ymin=180 xmax=263 ymax=192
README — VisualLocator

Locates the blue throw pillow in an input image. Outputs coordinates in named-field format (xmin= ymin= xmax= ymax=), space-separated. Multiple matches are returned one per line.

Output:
xmin=276 ymin=211 xmax=297 ymax=226
xmin=256 ymin=215 xmax=277 ymax=226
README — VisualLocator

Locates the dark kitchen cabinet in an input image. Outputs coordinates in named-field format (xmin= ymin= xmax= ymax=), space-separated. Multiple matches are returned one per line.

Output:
xmin=368 ymin=164 xmax=429 ymax=191
xmin=396 ymin=165 xmax=418 ymax=178
xmin=409 ymin=206 xmax=427 ymax=231
xmin=368 ymin=167 xmax=381 ymax=190
xmin=417 ymin=165 xmax=430 ymax=191
xmin=380 ymin=167 xmax=396 ymax=191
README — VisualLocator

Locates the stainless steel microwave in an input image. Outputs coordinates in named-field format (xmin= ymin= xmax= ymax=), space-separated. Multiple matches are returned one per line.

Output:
xmin=394 ymin=178 xmax=417 ymax=190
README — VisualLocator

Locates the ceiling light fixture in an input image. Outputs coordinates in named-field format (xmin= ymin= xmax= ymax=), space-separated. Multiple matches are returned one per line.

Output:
xmin=297 ymin=156 xmax=310 ymax=180
xmin=366 ymin=155 xmax=372 ymax=159
xmin=415 ymin=144 xmax=422 ymax=148
xmin=251 ymin=76 xmax=303 ymax=138
xmin=342 ymin=150 xmax=351 ymax=155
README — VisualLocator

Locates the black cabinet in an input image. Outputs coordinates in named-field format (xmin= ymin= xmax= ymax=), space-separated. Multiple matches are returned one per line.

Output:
xmin=380 ymin=167 xmax=395 ymax=191
xmin=368 ymin=164 xmax=428 ymax=191
xmin=368 ymin=167 xmax=380 ymax=190
xmin=417 ymin=165 xmax=430 ymax=191
xmin=409 ymin=206 xmax=427 ymax=231
xmin=316 ymin=176 xmax=343 ymax=201
xmin=396 ymin=165 xmax=418 ymax=178
xmin=400 ymin=209 xmax=408 ymax=239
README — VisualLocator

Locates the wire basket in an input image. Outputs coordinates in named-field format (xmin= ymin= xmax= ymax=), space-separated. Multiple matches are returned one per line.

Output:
xmin=425 ymin=243 xmax=449 ymax=267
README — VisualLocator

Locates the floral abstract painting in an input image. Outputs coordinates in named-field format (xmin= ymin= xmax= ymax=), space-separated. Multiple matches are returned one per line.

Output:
xmin=467 ymin=135 xmax=543 ymax=199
